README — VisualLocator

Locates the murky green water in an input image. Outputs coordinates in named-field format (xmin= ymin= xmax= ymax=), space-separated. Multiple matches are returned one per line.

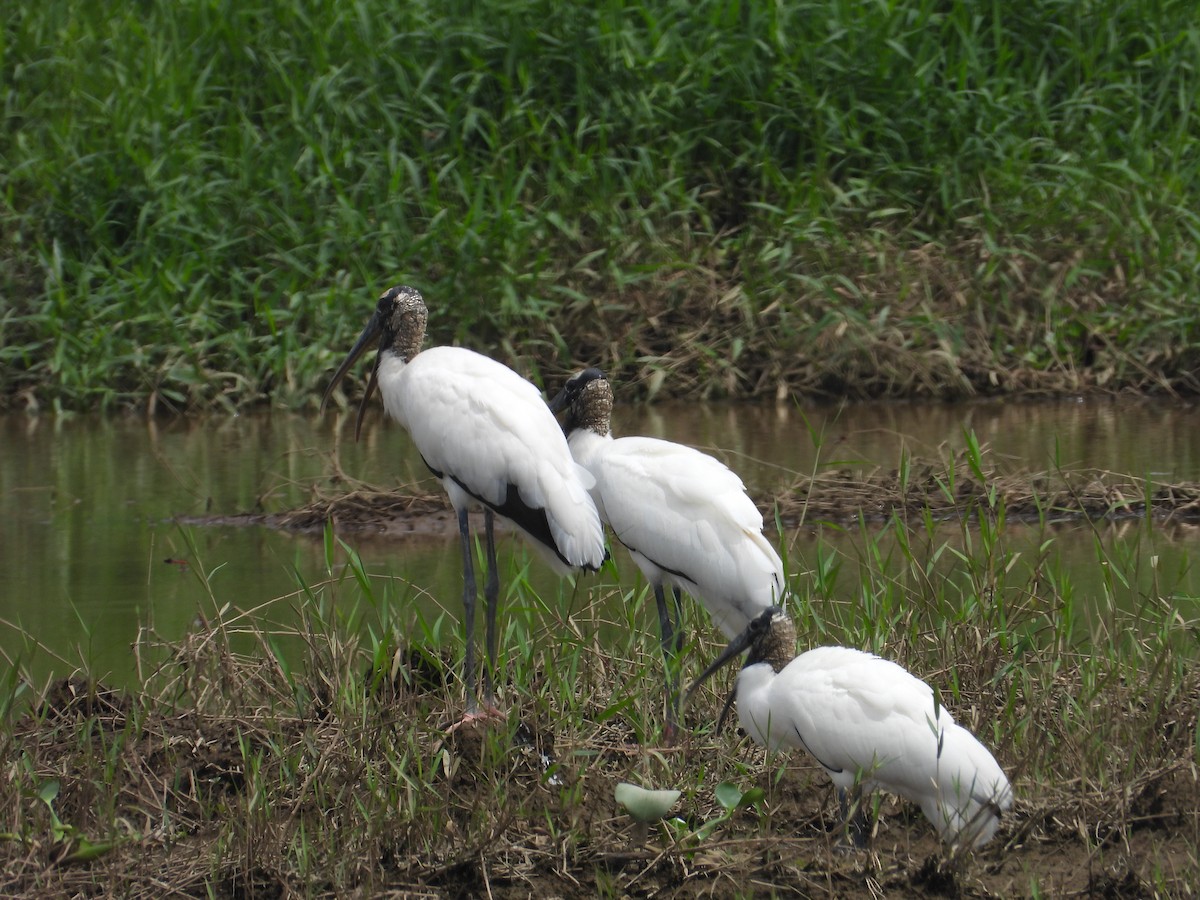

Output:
xmin=2 ymin=397 xmax=1199 ymax=684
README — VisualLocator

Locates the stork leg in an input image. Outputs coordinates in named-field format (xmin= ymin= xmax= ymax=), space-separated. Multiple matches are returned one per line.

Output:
xmin=482 ymin=508 xmax=500 ymax=708
xmin=654 ymin=584 xmax=685 ymax=745
xmin=837 ymin=786 xmax=872 ymax=849
xmin=456 ymin=506 xmax=480 ymax=716
xmin=671 ymin=586 xmax=685 ymax=658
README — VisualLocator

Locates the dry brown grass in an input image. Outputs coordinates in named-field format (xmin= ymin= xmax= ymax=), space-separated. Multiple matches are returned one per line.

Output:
xmin=1 ymin=592 xmax=1198 ymax=898
xmin=545 ymin=234 xmax=1200 ymax=406
xmin=188 ymin=452 xmax=1200 ymax=541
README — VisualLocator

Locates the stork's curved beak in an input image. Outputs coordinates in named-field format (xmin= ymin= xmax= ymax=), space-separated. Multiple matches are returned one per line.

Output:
xmin=320 ymin=309 xmax=386 ymax=441
xmin=682 ymin=605 xmax=778 ymax=731
xmin=547 ymin=382 xmax=571 ymax=414
xmin=682 ymin=621 xmax=754 ymax=710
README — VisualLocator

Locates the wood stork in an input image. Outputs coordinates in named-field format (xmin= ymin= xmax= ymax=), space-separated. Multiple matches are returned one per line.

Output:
xmin=320 ymin=285 xmax=607 ymax=716
xmin=548 ymin=368 xmax=784 ymax=741
xmin=685 ymin=607 xmax=1013 ymax=849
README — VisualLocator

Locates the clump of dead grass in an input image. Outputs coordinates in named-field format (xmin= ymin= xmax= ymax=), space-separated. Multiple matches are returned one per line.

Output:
xmin=189 ymin=447 xmax=1200 ymax=541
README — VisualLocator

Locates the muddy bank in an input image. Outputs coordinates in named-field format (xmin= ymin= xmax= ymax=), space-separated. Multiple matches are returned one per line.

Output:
xmin=5 ymin=667 xmax=1198 ymax=899
xmin=178 ymin=460 xmax=1200 ymax=537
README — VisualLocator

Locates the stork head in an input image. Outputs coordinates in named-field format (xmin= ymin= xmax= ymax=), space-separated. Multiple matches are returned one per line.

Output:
xmin=320 ymin=285 xmax=428 ymax=440
xmin=682 ymin=606 xmax=796 ymax=730
xmin=547 ymin=367 xmax=614 ymax=436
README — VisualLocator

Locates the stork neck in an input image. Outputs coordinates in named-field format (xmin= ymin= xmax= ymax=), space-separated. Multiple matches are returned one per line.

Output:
xmin=565 ymin=407 xmax=610 ymax=438
xmin=385 ymin=296 xmax=427 ymax=363
xmin=747 ymin=615 xmax=798 ymax=674
xmin=567 ymin=379 xmax=614 ymax=437
xmin=393 ymin=324 xmax=424 ymax=363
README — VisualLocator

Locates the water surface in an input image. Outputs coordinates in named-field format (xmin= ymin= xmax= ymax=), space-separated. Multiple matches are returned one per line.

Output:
xmin=2 ymin=396 xmax=1199 ymax=684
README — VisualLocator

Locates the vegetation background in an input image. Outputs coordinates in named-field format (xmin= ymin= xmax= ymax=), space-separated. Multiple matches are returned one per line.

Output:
xmin=4 ymin=0 xmax=1200 ymax=412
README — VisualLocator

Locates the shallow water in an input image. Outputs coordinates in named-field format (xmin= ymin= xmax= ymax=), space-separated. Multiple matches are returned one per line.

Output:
xmin=2 ymin=396 xmax=1200 ymax=684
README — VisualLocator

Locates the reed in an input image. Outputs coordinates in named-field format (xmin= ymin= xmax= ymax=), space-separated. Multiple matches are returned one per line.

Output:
xmin=3 ymin=0 xmax=1200 ymax=410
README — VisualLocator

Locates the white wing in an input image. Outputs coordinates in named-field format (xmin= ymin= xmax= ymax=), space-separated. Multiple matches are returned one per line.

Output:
xmin=776 ymin=648 xmax=943 ymax=787
xmin=929 ymin=720 xmax=1013 ymax=846
xmin=380 ymin=346 xmax=605 ymax=571
xmin=586 ymin=435 xmax=783 ymax=636
xmin=741 ymin=646 xmax=1011 ymax=847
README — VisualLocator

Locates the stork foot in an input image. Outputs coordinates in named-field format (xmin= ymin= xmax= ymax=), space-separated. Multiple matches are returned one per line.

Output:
xmin=445 ymin=702 xmax=505 ymax=734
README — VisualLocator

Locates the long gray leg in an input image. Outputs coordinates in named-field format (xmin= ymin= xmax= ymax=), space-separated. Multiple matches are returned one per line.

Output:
xmin=482 ymin=508 xmax=500 ymax=707
xmin=671 ymin=586 xmax=685 ymax=658
xmin=655 ymin=584 xmax=682 ymax=743
xmin=838 ymin=786 xmax=871 ymax=849
xmin=457 ymin=507 xmax=479 ymax=715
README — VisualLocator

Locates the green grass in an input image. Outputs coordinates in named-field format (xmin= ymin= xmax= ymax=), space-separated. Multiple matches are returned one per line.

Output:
xmin=3 ymin=0 xmax=1200 ymax=410
xmin=1 ymin=471 xmax=1198 ymax=896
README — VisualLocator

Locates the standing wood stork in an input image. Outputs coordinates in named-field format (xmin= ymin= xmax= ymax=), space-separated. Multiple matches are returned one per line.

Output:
xmin=685 ymin=607 xmax=1013 ymax=849
xmin=320 ymin=285 xmax=607 ymax=716
xmin=548 ymin=368 xmax=784 ymax=741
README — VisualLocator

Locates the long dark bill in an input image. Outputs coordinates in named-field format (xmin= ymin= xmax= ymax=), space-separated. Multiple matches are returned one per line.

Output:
xmin=319 ymin=310 xmax=385 ymax=441
xmin=680 ymin=618 xmax=757 ymax=732
xmin=546 ymin=382 xmax=572 ymax=414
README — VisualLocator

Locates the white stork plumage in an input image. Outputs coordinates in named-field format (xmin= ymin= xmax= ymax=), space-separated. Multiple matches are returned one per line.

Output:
xmin=548 ymin=368 xmax=784 ymax=740
xmin=685 ymin=607 xmax=1014 ymax=849
xmin=320 ymin=285 xmax=607 ymax=715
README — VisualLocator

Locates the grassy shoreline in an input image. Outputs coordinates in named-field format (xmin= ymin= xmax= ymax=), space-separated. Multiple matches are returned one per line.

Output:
xmin=2 ymin=450 xmax=1199 ymax=896
xmin=4 ymin=0 xmax=1200 ymax=411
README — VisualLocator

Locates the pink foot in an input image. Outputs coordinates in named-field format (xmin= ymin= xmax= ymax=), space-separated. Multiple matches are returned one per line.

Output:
xmin=446 ymin=703 xmax=505 ymax=733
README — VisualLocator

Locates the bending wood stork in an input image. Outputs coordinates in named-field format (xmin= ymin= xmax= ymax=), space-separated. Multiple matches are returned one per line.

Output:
xmin=548 ymin=368 xmax=784 ymax=741
xmin=320 ymin=285 xmax=606 ymax=715
xmin=685 ymin=607 xmax=1013 ymax=849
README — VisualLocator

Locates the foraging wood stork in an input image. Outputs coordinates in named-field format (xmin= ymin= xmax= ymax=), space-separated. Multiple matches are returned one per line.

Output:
xmin=548 ymin=368 xmax=785 ymax=740
xmin=685 ymin=607 xmax=1013 ymax=849
xmin=320 ymin=285 xmax=607 ymax=715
